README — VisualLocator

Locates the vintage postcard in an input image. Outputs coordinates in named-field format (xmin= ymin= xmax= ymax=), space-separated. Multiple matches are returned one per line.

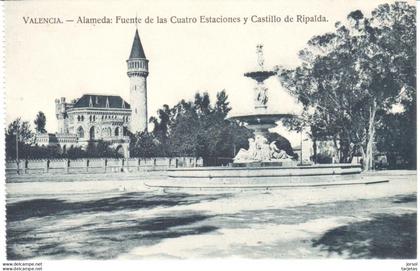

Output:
xmin=1 ymin=0 xmax=417 ymax=270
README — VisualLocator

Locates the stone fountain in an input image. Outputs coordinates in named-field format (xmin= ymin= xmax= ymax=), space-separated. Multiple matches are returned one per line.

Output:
xmin=230 ymin=44 xmax=296 ymax=166
xmin=145 ymin=44 xmax=363 ymax=190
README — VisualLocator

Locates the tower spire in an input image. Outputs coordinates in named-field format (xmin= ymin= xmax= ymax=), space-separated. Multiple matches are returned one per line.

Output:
xmin=129 ymin=29 xmax=146 ymax=59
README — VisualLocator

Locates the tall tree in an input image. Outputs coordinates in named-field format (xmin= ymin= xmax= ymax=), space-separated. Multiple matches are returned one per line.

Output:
xmin=131 ymin=90 xmax=252 ymax=165
xmin=278 ymin=2 xmax=415 ymax=170
xmin=34 ymin=111 xmax=47 ymax=134
xmin=5 ymin=118 xmax=34 ymax=159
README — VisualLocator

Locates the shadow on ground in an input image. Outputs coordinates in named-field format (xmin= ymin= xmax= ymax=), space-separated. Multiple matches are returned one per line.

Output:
xmin=7 ymin=213 xmax=218 ymax=260
xmin=312 ymin=213 xmax=417 ymax=259
xmin=7 ymin=192 xmax=225 ymax=259
xmin=7 ymin=192 xmax=227 ymax=222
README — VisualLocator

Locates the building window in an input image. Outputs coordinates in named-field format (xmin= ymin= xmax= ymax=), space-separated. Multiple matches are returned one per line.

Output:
xmin=115 ymin=127 xmax=119 ymax=136
xmin=77 ymin=126 xmax=84 ymax=138
xmin=89 ymin=126 xmax=95 ymax=140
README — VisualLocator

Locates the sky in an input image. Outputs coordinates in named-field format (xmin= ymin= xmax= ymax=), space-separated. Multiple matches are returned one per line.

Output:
xmin=5 ymin=0 xmax=405 ymax=145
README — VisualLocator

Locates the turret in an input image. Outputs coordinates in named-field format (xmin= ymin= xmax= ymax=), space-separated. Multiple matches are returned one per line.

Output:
xmin=55 ymin=97 xmax=67 ymax=133
xmin=127 ymin=29 xmax=148 ymax=133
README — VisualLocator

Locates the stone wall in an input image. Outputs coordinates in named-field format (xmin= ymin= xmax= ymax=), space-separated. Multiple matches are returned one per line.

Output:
xmin=6 ymin=157 xmax=203 ymax=175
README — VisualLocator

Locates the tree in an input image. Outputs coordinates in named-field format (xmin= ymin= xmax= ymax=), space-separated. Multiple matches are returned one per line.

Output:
xmin=130 ymin=89 xmax=252 ymax=165
xmin=66 ymin=145 xmax=87 ymax=159
xmin=376 ymin=85 xmax=416 ymax=169
xmin=129 ymin=131 xmax=165 ymax=157
xmin=278 ymin=2 xmax=415 ymax=170
xmin=86 ymin=140 xmax=122 ymax=158
xmin=149 ymin=104 xmax=171 ymax=146
xmin=5 ymin=118 xmax=34 ymax=160
xmin=34 ymin=111 xmax=47 ymax=134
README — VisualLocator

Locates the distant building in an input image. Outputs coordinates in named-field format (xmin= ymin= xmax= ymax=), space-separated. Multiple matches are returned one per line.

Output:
xmin=35 ymin=29 xmax=149 ymax=157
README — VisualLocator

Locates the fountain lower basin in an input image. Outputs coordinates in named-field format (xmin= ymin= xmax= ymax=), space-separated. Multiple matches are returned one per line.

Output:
xmin=144 ymin=164 xmax=386 ymax=192
xmin=166 ymin=163 xmax=361 ymax=179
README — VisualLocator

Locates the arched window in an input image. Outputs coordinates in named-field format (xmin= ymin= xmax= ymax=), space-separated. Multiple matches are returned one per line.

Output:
xmin=81 ymin=116 xmax=84 ymax=121
xmin=123 ymin=127 xmax=128 ymax=136
xmin=115 ymin=127 xmax=119 ymax=137
xmin=89 ymin=126 xmax=95 ymax=140
xmin=77 ymin=116 xmax=80 ymax=122
xmin=77 ymin=126 xmax=84 ymax=138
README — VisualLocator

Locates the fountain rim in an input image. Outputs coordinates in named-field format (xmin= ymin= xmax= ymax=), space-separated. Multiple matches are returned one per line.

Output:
xmin=244 ymin=70 xmax=277 ymax=82
xmin=228 ymin=113 xmax=298 ymax=124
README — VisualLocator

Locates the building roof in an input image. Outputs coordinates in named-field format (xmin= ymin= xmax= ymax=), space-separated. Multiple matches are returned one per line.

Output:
xmin=129 ymin=29 xmax=146 ymax=59
xmin=73 ymin=94 xmax=130 ymax=109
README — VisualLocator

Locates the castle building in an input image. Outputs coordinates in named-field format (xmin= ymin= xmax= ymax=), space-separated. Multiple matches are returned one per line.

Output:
xmin=36 ymin=29 xmax=149 ymax=157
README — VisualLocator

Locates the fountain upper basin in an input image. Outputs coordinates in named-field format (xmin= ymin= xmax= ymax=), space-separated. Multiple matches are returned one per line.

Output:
xmin=244 ymin=70 xmax=276 ymax=83
xmin=229 ymin=113 xmax=295 ymax=125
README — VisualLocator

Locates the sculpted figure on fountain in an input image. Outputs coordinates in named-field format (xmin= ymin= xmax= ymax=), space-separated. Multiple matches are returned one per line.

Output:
xmin=255 ymin=84 xmax=268 ymax=107
xmin=234 ymin=136 xmax=293 ymax=162
xmin=234 ymin=138 xmax=257 ymax=162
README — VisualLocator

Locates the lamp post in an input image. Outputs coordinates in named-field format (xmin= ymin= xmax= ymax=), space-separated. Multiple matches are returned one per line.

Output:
xmin=14 ymin=130 xmax=20 ymax=174
xmin=300 ymin=129 xmax=303 ymax=165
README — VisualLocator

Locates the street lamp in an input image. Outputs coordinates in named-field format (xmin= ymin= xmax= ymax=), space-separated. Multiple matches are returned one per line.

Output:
xmin=300 ymin=129 xmax=303 ymax=165
xmin=13 ymin=129 xmax=20 ymax=174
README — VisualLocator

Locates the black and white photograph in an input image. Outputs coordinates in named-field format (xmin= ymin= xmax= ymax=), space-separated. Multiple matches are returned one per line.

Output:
xmin=1 ymin=0 xmax=417 ymax=270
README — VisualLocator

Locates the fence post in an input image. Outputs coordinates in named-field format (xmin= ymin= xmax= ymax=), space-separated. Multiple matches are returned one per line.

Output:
xmin=46 ymin=160 xmax=50 ymax=174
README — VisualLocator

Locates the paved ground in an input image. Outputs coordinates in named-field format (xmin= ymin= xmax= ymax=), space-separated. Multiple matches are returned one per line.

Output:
xmin=6 ymin=170 xmax=416 ymax=259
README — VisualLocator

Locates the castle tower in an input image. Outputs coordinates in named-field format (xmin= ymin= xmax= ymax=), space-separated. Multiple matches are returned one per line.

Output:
xmin=127 ymin=29 xmax=149 ymax=133
xmin=55 ymin=97 xmax=68 ymax=134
